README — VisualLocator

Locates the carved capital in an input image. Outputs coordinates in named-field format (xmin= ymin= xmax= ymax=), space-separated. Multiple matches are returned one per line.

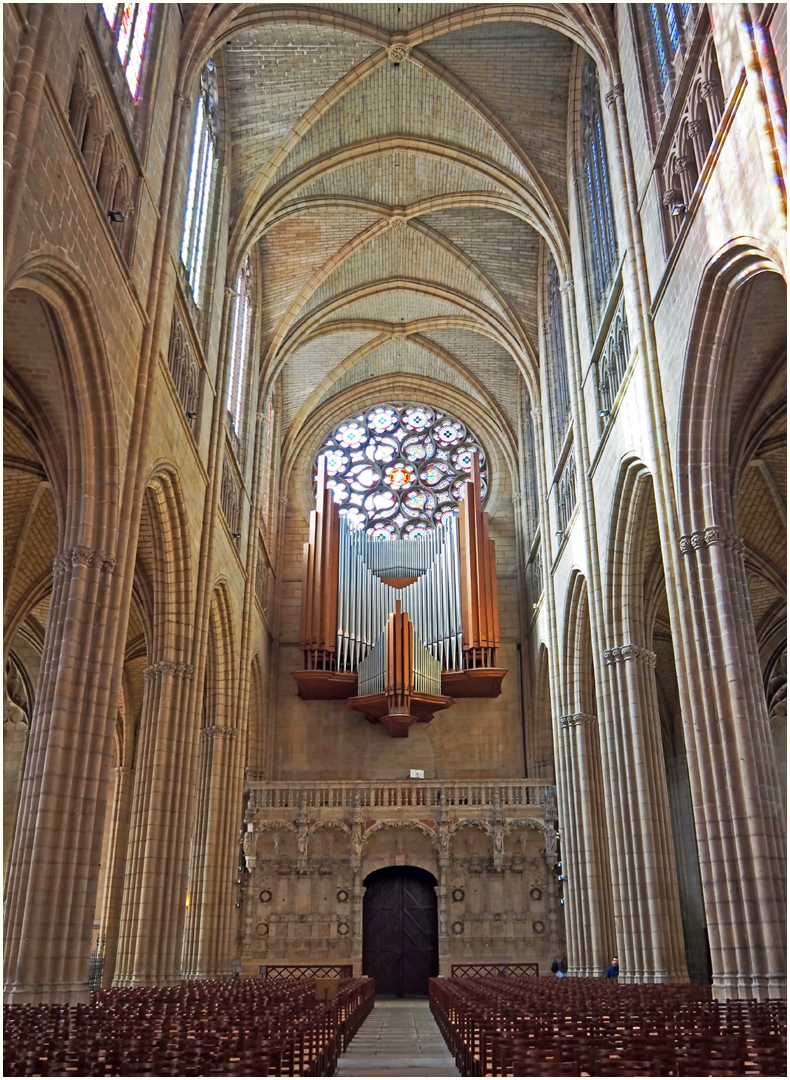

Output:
xmin=604 ymin=83 xmax=624 ymax=109
xmin=687 ymin=119 xmax=704 ymax=138
xmin=53 ymin=546 xmax=116 ymax=575
xmin=662 ymin=187 xmax=682 ymax=208
xmin=176 ymin=91 xmax=192 ymax=110
xmin=559 ymin=279 xmax=574 ymax=296
xmin=700 ymin=79 xmax=719 ymax=100
xmin=144 ymin=660 xmax=194 ymax=682
xmin=201 ymin=724 xmax=238 ymax=742
xmin=559 ymin=713 xmax=597 ymax=729
xmin=679 ymin=527 xmax=743 ymax=555
xmin=604 ymin=644 xmax=656 ymax=667
xmin=675 ymin=154 xmax=693 ymax=173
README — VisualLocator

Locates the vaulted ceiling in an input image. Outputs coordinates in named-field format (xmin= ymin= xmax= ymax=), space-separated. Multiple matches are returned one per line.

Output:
xmin=217 ymin=3 xmax=584 ymax=456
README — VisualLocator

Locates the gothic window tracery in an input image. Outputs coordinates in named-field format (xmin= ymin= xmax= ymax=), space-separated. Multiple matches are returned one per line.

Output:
xmin=580 ymin=55 xmax=618 ymax=317
xmin=101 ymin=3 xmax=152 ymax=99
xmin=315 ymin=404 xmax=488 ymax=539
xmin=180 ymin=60 xmax=219 ymax=307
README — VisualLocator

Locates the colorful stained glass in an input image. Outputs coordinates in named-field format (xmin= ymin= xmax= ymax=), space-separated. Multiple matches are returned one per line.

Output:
xmin=316 ymin=404 xmax=487 ymax=538
xmin=125 ymin=3 xmax=152 ymax=98
xmin=650 ymin=4 xmax=670 ymax=88
xmin=336 ymin=422 xmax=367 ymax=449
xmin=665 ymin=3 xmax=680 ymax=53
xmin=385 ymin=465 xmax=413 ymax=489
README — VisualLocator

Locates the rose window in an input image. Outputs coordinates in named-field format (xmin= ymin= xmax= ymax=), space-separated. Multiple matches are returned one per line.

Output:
xmin=315 ymin=404 xmax=488 ymax=538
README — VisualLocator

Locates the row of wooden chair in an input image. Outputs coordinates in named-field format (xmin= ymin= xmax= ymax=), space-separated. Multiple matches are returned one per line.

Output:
xmin=429 ymin=977 xmax=786 ymax=1076
xmin=4 ymin=977 xmax=375 ymax=1076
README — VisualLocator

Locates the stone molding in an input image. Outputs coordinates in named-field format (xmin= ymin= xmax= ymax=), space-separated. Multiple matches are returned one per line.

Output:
xmin=53 ymin=546 xmax=116 ymax=575
xmin=679 ymin=527 xmax=745 ymax=555
xmin=201 ymin=725 xmax=237 ymax=742
xmin=604 ymin=644 xmax=656 ymax=667
xmin=143 ymin=660 xmax=195 ymax=682
xmin=559 ymin=713 xmax=597 ymax=729
xmin=559 ymin=279 xmax=574 ymax=296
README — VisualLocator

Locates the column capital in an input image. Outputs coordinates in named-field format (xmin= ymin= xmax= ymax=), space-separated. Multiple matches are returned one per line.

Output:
xmin=200 ymin=724 xmax=237 ymax=742
xmin=559 ymin=279 xmax=574 ymax=296
xmin=53 ymin=546 xmax=116 ymax=575
xmin=604 ymin=83 xmax=625 ymax=109
xmin=559 ymin=712 xmax=597 ymax=728
xmin=143 ymin=660 xmax=194 ymax=682
xmin=604 ymin=644 xmax=656 ymax=667
xmin=679 ymin=527 xmax=744 ymax=555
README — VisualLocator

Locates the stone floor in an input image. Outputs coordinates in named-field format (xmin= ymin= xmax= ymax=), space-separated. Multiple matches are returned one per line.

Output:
xmin=336 ymin=999 xmax=460 ymax=1077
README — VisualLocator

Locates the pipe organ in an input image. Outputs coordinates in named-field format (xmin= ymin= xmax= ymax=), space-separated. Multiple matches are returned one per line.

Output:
xmin=292 ymin=453 xmax=506 ymax=736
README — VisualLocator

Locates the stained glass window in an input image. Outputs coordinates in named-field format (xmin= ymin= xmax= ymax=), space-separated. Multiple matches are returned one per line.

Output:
xmin=180 ymin=60 xmax=218 ymax=307
xmin=649 ymin=4 xmax=669 ymax=89
xmin=665 ymin=3 xmax=680 ymax=53
xmin=315 ymin=404 xmax=488 ymax=539
xmin=226 ymin=258 xmax=252 ymax=435
xmin=580 ymin=55 xmax=618 ymax=313
xmin=101 ymin=3 xmax=151 ymax=99
xmin=546 ymin=254 xmax=571 ymax=457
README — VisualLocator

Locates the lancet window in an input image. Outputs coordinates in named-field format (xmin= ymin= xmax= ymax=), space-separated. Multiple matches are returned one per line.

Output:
xmin=649 ymin=4 xmax=696 ymax=91
xmin=226 ymin=258 xmax=252 ymax=438
xmin=580 ymin=55 xmax=618 ymax=316
xmin=180 ymin=60 xmax=219 ymax=307
xmin=315 ymin=404 xmax=488 ymax=539
xmin=261 ymin=391 xmax=276 ymax=528
xmin=546 ymin=255 xmax=572 ymax=458
xmin=101 ymin=3 xmax=152 ymax=99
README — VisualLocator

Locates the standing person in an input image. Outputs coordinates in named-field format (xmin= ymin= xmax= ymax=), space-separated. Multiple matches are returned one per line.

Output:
xmin=605 ymin=957 xmax=619 ymax=979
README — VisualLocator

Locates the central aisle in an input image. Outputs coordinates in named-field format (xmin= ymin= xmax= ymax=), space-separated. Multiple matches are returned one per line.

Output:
xmin=336 ymin=999 xmax=460 ymax=1077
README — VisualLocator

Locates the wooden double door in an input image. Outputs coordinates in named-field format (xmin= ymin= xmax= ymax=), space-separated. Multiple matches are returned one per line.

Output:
xmin=362 ymin=866 xmax=439 ymax=997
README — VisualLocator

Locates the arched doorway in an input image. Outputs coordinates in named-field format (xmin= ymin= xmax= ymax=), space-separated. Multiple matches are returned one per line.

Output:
xmin=362 ymin=866 xmax=438 ymax=997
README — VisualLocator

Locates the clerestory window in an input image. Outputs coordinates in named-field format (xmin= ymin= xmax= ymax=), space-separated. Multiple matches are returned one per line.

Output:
xmin=315 ymin=404 xmax=488 ymax=539
xmin=649 ymin=4 xmax=696 ymax=91
xmin=546 ymin=254 xmax=572 ymax=459
xmin=180 ymin=60 xmax=219 ymax=307
xmin=226 ymin=258 xmax=252 ymax=438
xmin=580 ymin=54 xmax=618 ymax=321
xmin=101 ymin=3 xmax=152 ymax=100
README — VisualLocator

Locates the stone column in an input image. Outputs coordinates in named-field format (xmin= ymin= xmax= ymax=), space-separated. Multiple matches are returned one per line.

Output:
xmin=680 ymin=527 xmax=786 ymax=998
xmin=181 ymin=724 xmax=239 ymax=979
xmin=557 ymin=714 xmax=615 ymax=977
xmin=4 ymin=546 xmax=118 ymax=1003
xmin=602 ymin=644 xmax=687 ymax=983
xmin=98 ymin=765 xmax=134 ymax=988
xmin=113 ymin=658 xmax=194 ymax=986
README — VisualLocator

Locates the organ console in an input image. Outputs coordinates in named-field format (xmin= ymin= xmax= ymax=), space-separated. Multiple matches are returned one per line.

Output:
xmin=292 ymin=452 xmax=506 ymax=735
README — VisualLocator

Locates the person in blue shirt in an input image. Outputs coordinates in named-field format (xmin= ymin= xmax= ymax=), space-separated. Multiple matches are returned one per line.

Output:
xmin=605 ymin=957 xmax=619 ymax=979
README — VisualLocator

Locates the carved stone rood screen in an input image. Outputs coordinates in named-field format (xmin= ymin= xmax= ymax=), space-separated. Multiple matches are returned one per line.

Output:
xmin=292 ymin=452 xmax=506 ymax=735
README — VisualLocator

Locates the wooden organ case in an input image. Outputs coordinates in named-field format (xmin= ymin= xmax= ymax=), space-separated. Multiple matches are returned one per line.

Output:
xmin=292 ymin=454 xmax=506 ymax=736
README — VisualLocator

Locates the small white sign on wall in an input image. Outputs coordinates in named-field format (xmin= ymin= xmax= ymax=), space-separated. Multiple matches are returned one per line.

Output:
xmin=409 ymin=769 xmax=425 ymax=779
